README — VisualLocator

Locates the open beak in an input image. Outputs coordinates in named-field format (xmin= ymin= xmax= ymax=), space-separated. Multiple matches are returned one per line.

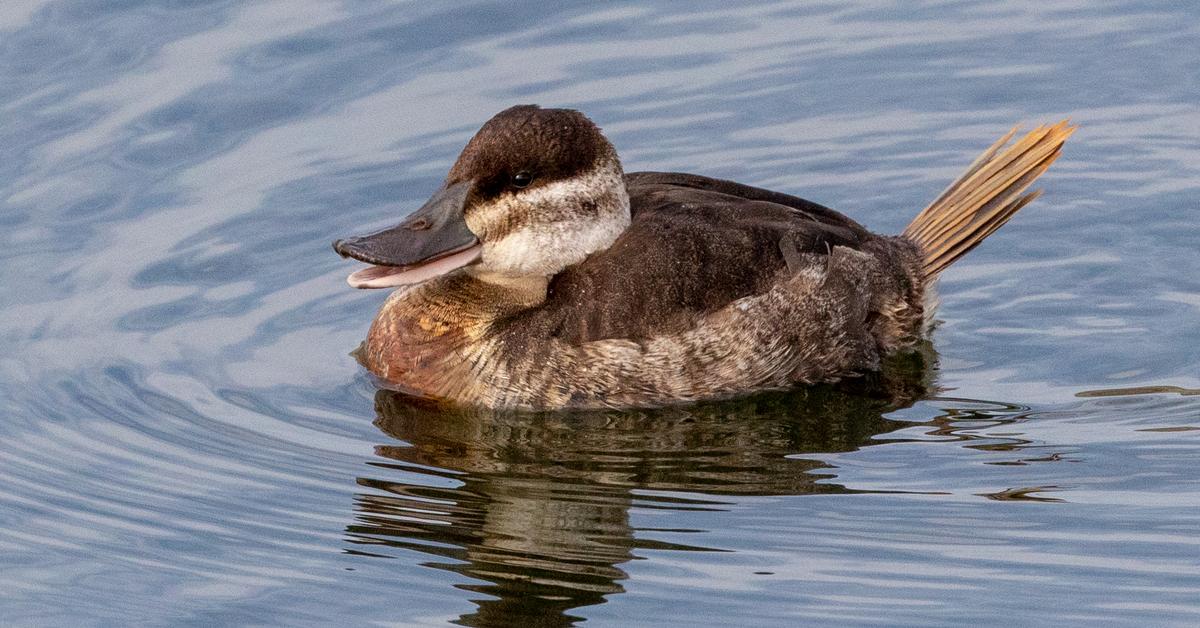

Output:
xmin=333 ymin=180 xmax=482 ymax=289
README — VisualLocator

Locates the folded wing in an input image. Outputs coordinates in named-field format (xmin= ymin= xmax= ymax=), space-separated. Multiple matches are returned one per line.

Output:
xmin=507 ymin=172 xmax=877 ymax=344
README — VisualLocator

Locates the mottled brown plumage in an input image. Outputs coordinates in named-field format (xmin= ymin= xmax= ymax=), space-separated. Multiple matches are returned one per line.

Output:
xmin=337 ymin=106 xmax=1075 ymax=410
xmin=509 ymin=172 xmax=873 ymax=344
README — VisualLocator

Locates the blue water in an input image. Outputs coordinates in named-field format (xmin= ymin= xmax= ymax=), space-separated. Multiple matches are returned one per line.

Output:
xmin=2 ymin=1 xmax=1199 ymax=626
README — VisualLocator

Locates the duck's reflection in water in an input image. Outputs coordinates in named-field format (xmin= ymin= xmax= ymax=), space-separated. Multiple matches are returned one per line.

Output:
xmin=347 ymin=356 xmax=932 ymax=627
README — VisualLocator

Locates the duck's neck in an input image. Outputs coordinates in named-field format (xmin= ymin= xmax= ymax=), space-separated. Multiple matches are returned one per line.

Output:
xmin=360 ymin=271 xmax=547 ymax=388
xmin=465 ymin=268 xmax=551 ymax=299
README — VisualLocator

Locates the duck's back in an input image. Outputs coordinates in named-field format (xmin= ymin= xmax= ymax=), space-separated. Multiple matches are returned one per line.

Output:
xmin=501 ymin=172 xmax=879 ymax=345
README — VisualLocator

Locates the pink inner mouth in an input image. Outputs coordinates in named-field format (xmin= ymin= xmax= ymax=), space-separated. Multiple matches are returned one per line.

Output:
xmin=346 ymin=244 xmax=483 ymax=289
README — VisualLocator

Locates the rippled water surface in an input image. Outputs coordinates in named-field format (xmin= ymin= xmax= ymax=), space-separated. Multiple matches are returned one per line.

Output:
xmin=3 ymin=1 xmax=1199 ymax=625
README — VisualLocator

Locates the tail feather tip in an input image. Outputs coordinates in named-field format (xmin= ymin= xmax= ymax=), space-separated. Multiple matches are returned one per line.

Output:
xmin=904 ymin=121 xmax=1075 ymax=279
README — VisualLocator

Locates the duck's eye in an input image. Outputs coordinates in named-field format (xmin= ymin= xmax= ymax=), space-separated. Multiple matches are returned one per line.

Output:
xmin=511 ymin=171 xmax=533 ymax=188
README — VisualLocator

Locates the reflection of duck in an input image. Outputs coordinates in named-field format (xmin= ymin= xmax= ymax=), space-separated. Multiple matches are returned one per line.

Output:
xmin=346 ymin=356 xmax=930 ymax=627
xmin=335 ymin=105 xmax=1073 ymax=410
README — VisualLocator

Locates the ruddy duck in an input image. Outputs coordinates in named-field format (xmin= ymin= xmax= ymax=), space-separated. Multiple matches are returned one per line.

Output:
xmin=335 ymin=105 xmax=1073 ymax=410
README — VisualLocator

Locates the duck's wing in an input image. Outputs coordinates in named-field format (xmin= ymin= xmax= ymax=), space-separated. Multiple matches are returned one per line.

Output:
xmin=511 ymin=172 xmax=878 ymax=345
xmin=625 ymin=171 xmax=870 ymax=236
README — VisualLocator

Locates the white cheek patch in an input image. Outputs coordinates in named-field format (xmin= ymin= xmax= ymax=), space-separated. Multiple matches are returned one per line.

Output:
xmin=468 ymin=165 xmax=631 ymax=276
xmin=484 ymin=216 xmax=628 ymax=276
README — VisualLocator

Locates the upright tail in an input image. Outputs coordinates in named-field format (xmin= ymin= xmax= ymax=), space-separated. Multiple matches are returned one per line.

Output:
xmin=903 ymin=121 xmax=1076 ymax=279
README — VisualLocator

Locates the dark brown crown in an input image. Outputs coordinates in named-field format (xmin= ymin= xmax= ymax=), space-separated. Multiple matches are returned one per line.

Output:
xmin=447 ymin=105 xmax=617 ymax=198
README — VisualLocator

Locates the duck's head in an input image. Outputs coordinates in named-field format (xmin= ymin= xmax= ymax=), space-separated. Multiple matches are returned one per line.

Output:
xmin=334 ymin=105 xmax=630 ymax=289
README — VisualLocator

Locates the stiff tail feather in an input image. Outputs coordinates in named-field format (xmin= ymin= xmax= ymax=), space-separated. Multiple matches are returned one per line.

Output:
xmin=903 ymin=121 xmax=1076 ymax=279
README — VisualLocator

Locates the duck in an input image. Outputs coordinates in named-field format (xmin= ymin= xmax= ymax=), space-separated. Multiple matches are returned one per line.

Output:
xmin=334 ymin=105 xmax=1073 ymax=411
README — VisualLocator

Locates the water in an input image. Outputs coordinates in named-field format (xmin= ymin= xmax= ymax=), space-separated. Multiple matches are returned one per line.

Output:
xmin=2 ymin=1 xmax=1199 ymax=625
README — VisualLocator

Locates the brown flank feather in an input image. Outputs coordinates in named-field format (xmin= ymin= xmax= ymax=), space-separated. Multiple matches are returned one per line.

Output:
xmin=903 ymin=121 xmax=1076 ymax=278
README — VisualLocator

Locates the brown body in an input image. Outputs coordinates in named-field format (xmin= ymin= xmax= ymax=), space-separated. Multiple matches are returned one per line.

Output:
xmin=337 ymin=106 xmax=1073 ymax=411
xmin=362 ymin=172 xmax=927 ymax=410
